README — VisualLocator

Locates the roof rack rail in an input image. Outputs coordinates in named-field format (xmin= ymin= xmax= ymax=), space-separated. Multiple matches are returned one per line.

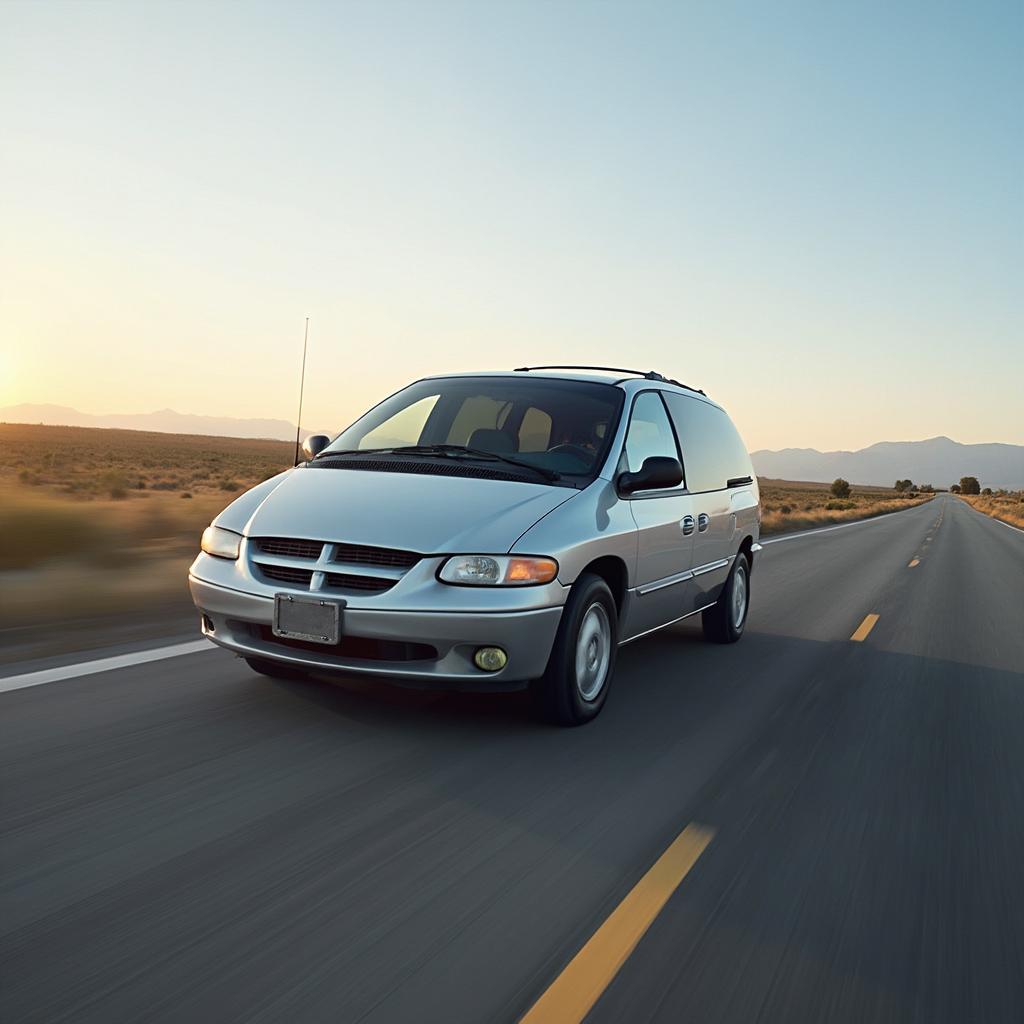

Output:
xmin=513 ymin=365 xmax=705 ymax=396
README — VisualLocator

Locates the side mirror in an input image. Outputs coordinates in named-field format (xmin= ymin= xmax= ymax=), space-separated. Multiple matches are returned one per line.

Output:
xmin=301 ymin=434 xmax=331 ymax=460
xmin=617 ymin=456 xmax=683 ymax=495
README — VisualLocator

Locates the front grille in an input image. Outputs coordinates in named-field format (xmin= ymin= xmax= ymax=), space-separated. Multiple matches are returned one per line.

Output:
xmin=325 ymin=572 xmax=396 ymax=593
xmin=258 ymin=565 xmax=315 ymax=586
xmin=255 ymin=538 xmax=323 ymax=559
xmin=251 ymin=536 xmax=421 ymax=595
xmin=333 ymin=542 xmax=420 ymax=570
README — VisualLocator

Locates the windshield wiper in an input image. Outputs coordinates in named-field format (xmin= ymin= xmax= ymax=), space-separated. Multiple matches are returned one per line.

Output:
xmin=311 ymin=447 xmax=397 ymax=460
xmin=392 ymin=444 xmax=561 ymax=482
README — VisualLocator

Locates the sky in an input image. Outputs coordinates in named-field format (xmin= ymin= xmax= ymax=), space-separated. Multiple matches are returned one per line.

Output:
xmin=1 ymin=0 xmax=1021 ymax=452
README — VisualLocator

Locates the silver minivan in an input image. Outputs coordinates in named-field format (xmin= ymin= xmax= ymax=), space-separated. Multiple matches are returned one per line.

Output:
xmin=189 ymin=367 xmax=760 ymax=724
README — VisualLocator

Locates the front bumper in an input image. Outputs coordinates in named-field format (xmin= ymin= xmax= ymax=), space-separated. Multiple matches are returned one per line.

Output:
xmin=189 ymin=575 xmax=564 ymax=687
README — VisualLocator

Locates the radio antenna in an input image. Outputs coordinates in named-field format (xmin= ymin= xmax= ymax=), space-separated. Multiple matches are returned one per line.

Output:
xmin=293 ymin=317 xmax=309 ymax=466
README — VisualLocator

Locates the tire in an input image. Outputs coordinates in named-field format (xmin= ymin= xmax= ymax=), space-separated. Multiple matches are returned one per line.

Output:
xmin=244 ymin=656 xmax=310 ymax=681
xmin=702 ymin=552 xmax=751 ymax=644
xmin=530 ymin=573 xmax=618 ymax=726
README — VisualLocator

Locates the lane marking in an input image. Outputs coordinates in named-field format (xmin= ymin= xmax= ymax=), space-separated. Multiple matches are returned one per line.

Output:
xmin=0 ymin=640 xmax=214 ymax=694
xmin=850 ymin=614 xmax=880 ymax=642
xmin=761 ymin=500 xmax=933 ymax=546
xmin=520 ymin=823 xmax=715 ymax=1024
xmin=908 ymin=558 xmax=920 ymax=567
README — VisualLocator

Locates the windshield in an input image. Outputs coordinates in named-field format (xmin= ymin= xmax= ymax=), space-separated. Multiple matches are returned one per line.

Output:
xmin=320 ymin=376 xmax=624 ymax=484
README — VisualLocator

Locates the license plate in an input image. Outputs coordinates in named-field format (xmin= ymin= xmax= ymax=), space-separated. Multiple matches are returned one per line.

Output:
xmin=273 ymin=594 xmax=342 ymax=645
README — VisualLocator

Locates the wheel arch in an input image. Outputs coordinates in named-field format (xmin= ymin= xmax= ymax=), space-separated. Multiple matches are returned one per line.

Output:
xmin=738 ymin=533 xmax=755 ymax=570
xmin=577 ymin=555 xmax=628 ymax=616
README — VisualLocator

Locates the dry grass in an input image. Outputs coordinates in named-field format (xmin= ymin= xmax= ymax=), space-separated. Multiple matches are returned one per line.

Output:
xmin=1 ymin=422 xmax=293 ymax=498
xmin=758 ymin=478 xmax=934 ymax=534
xmin=1 ymin=424 xmax=294 ymax=634
xmin=959 ymin=493 xmax=1024 ymax=530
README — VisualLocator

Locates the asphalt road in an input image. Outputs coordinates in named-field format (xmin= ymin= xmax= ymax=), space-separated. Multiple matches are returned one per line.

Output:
xmin=2 ymin=495 xmax=1023 ymax=1023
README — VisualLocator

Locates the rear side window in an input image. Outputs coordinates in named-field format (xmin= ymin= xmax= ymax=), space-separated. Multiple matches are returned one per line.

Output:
xmin=664 ymin=394 xmax=752 ymax=492
xmin=623 ymin=392 xmax=679 ymax=474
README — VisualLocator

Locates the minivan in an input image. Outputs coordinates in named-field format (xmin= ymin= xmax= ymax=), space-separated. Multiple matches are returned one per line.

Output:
xmin=190 ymin=367 xmax=760 ymax=725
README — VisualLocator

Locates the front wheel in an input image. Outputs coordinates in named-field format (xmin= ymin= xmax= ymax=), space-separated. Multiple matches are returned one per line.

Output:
xmin=702 ymin=552 xmax=750 ymax=644
xmin=530 ymin=573 xmax=618 ymax=726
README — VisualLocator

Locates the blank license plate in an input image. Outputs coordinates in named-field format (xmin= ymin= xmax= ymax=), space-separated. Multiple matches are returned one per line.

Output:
xmin=273 ymin=594 xmax=342 ymax=645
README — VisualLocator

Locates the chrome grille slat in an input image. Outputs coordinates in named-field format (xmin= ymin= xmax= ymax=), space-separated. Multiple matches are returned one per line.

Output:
xmin=333 ymin=543 xmax=420 ymax=570
xmin=254 ymin=538 xmax=324 ymax=559
xmin=324 ymin=573 xmax=396 ymax=593
xmin=257 ymin=565 xmax=315 ymax=586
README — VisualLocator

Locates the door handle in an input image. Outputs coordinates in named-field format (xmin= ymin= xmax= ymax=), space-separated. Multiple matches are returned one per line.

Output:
xmin=680 ymin=515 xmax=695 ymax=535
xmin=697 ymin=513 xmax=710 ymax=532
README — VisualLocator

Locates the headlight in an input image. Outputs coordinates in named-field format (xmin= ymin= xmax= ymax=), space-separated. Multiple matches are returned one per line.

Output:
xmin=438 ymin=555 xmax=558 ymax=586
xmin=201 ymin=525 xmax=242 ymax=560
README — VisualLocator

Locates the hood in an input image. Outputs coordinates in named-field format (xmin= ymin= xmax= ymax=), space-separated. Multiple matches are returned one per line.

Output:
xmin=234 ymin=465 xmax=577 ymax=553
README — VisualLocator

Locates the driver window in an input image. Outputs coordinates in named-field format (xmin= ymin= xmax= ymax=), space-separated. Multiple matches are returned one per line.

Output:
xmin=624 ymin=392 xmax=679 ymax=474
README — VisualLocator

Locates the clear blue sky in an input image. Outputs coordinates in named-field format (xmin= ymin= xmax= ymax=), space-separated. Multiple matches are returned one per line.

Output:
xmin=1 ymin=0 xmax=1021 ymax=450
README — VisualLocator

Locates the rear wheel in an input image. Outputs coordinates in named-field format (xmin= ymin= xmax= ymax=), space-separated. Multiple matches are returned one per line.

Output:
xmin=702 ymin=552 xmax=750 ymax=644
xmin=530 ymin=573 xmax=618 ymax=726
xmin=244 ymin=656 xmax=310 ymax=681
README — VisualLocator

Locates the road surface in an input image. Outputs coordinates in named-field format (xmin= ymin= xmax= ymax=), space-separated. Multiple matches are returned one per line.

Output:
xmin=2 ymin=495 xmax=1023 ymax=1023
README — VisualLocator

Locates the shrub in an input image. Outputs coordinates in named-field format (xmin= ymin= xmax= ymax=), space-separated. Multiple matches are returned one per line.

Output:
xmin=220 ymin=479 xmax=241 ymax=492
xmin=981 ymin=487 xmax=992 ymax=496
xmin=959 ymin=476 xmax=981 ymax=495
xmin=780 ymin=504 xmax=792 ymax=514
xmin=825 ymin=499 xmax=856 ymax=510
xmin=830 ymin=478 xmax=851 ymax=499
xmin=98 ymin=469 xmax=130 ymax=500
xmin=181 ymin=491 xmax=193 ymax=499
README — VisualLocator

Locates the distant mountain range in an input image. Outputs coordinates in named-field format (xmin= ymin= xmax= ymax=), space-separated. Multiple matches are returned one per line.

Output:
xmin=752 ymin=436 xmax=1024 ymax=490
xmin=0 ymin=403 xmax=332 ymax=442
xmin=3 ymin=405 xmax=1021 ymax=489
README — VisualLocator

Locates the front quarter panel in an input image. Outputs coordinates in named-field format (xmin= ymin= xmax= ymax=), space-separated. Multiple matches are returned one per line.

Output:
xmin=511 ymin=478 xmax=638 ymax=588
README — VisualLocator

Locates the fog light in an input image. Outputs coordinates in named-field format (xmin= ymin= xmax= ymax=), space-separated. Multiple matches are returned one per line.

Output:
xmin=473 ymin=646 xmax=508 ymax=672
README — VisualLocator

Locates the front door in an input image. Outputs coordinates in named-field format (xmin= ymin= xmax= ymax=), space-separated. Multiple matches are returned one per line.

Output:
xmin=620 ymin=391 xmax=697 ymax=639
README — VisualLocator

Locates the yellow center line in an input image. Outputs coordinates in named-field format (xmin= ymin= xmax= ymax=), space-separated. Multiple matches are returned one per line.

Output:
xmin=908 ymin=558 xmax=920 ymax=567
xmin=519 ymin=823 xmax=715 ymax=1024
xmin=851 ymin=613 xmax=880 ymax=642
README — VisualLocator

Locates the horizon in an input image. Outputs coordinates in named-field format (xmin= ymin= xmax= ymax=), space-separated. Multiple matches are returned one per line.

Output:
xmin=3 ymin=398 xmax=1022 ymax=456
xmin=2 ymin=1 xmax=1022 ymax=451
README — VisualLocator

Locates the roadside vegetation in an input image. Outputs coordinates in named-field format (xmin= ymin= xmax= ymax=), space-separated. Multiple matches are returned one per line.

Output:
xmin=759 ymin=478 xmax=934 ymax=535
xmin=0 ymin=424 xmax=294 ymax=641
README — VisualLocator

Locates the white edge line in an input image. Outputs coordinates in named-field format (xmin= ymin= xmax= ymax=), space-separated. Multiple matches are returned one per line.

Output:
xmin=991 ymin=517 xmax=1024 ymax=535
xmin=963 ymin=504 xmax=1024 ymax=535
xmin=0 ymin=639 xmax=215 ymax=694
